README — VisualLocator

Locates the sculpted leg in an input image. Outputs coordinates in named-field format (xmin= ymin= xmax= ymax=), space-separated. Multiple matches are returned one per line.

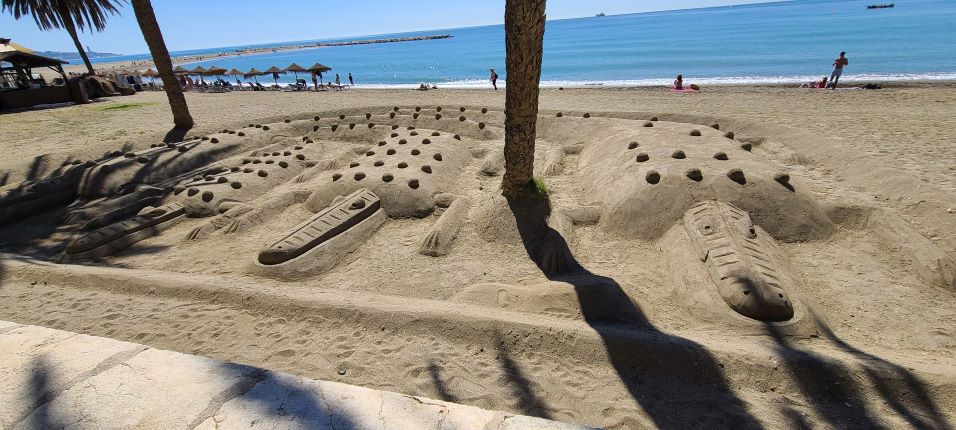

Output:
xmin=419 ymin=196 xmax=471 ymax=256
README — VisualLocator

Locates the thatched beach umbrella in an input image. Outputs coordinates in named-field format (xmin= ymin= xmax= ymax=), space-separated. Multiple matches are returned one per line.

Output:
xmin=283 ymin=63 xmax=307 ymax=80
xmin=203 ymin=65 xmax=228 ymax=80
xmin=189 ymin=65 xmax=208 ymax=83
xmin=172 ymin=65 xmax=189 ymax=74
xmin=307 ymin=62 xmax=331 ymax=83
xmin=263 ymin=65 xmax=284 ymax=85
xmin=244 ymin=67 xmax=263 ymax=83
xmin=142 ymin=68 xmax=158 ymax=84
xmin=226 ymin=68 xmax=244 ymax=85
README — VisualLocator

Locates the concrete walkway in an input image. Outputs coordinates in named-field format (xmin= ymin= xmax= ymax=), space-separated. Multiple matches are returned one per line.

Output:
xmin=0 ymin=320 xmax=594 ymax=430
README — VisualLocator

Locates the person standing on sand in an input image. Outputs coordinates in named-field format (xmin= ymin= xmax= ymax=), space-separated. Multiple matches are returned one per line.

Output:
xmin=311 ymin=70 xmax=319 ymax=91
xmin=829 ymin=52 xmax=849 ymax=89
xmin=348 ymin=73 xmax=354 ymax=86
xmin=335 ymin=73 xmax=341 ymax=86
xmin=490 ymin=68 xmax=499 ymax=90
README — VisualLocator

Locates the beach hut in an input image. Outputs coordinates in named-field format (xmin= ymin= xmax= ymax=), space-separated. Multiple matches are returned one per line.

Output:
xmin=225 ymin=68 xmax=244 ymax=85
xmin=307 ymin=62 xmax=331 ymax=84
xmin=0 ymin=38 xmax=72 ymax=109
xmin=243 ymin=67 xmax=263 ymax=83
xmin=263 ymin=65 xmax=284 ymax=85
xmin=283 ymin=63 xmax=307 ymax=80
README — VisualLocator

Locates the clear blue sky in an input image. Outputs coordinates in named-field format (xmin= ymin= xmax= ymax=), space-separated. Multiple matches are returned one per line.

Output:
xmin=2 ymin=0 xmax=780 ymax=54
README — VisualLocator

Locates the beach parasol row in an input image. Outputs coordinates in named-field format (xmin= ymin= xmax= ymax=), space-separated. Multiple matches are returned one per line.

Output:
xmin=165 ymin=62 xmax=333 ymax=85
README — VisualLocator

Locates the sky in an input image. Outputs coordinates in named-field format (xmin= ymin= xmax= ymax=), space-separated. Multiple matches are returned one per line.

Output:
xmin=2 ymin=0 xmax=781 ymax=54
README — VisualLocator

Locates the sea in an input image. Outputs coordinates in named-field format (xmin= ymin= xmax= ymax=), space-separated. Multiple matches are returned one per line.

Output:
xmin=94 ymin=0 xmax=956 ymax=88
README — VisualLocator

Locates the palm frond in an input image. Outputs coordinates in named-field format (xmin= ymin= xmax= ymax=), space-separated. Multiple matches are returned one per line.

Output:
xmin=1 ymin=0 xmax=125 ymax=32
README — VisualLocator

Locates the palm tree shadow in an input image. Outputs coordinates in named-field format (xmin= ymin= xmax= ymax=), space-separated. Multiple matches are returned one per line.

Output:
xmin=427 ymin=362 xmax=459 ymax=403
xmin=763 ymin=312 xmax=953 ymax=430
xmin=493 ymin=331 xmax=554 ymax=419
xmin=505 ymin=196 xmax=764 ymax=429
xmin=206 ymin=362 xmax=357 ymax=429
xmin=17 ymin=355 xmax=64 ymax=429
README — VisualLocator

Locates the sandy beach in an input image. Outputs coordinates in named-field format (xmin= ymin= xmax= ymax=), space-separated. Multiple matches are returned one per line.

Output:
xmin=1 ymin=84 xmax=955 ymax=429
xmin=4 ymin=83 xmax=955 ymax=193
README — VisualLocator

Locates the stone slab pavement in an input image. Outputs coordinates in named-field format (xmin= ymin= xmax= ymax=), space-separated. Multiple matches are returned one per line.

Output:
xmin=0 ymin=320 xmax=597 ymax=430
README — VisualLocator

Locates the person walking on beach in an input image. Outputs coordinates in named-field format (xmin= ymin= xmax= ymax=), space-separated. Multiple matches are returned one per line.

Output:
xmin=490 ymin=68 xmax=499 ymax=90
xmin=829 ymin=52 xmax=849 ymax=89
xmin=348 ymin=73 xmax=354 ymax=86
xmin=311 ymin=70 xmax=319 ymax=91
xmin=335 ymin=73 xmax=341 ymax=86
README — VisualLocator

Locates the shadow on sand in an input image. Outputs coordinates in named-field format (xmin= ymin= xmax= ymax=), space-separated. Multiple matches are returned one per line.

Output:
xmin=764 ymin=311 xmax=953 ymax=430
xmin=506 ymin=195 xmax=763 ymax=429
xmin=504 ymin=194 xmax=955 ymax=429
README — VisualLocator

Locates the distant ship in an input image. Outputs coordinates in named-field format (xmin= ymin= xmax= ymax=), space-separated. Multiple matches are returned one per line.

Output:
xmin=867 ymin=3 xmax=894 ymax=9
xmin=596 ymin=12 xmax=606 ymax=17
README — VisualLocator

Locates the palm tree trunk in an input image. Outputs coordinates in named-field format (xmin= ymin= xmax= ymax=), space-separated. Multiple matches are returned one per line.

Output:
xmin=131 ymin=0 xmax=194 ymax=129
xmin=502 ymin=0 xmax=547 ymax=198
xmin=57 ymin=4 xmax=95 ymax=75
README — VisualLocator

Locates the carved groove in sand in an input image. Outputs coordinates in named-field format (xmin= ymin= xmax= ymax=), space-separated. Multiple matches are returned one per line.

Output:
xmin=259 ymin=188 xmax=381 ymax=265
xmin=50 ymin=107 xmax=498 ymax=275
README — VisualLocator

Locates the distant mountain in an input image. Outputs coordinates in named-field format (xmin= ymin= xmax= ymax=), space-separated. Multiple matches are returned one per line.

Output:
xmin=34 ymin=51 xmax=121 ymax=61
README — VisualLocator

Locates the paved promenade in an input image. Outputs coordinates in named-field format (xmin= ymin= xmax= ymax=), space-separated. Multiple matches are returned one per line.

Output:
xmin=0 ymin=320 xmax=594 ymax=430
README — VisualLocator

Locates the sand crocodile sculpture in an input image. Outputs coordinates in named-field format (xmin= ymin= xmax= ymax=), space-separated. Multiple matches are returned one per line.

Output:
xmin=2 ymin=106 xmax=953 ymax=330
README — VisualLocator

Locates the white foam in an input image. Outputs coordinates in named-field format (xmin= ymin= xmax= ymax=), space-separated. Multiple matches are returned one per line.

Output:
xmin=350 ymin=72 xmax=956 ymax=90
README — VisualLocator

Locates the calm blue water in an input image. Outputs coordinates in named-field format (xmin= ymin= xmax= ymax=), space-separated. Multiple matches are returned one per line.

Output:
xmin=100 ymin=0 xmax=956 ymax=87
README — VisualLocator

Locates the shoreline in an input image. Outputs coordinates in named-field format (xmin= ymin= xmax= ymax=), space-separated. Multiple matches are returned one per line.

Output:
xmin=64 ymin=54 xmax=956 ymax=89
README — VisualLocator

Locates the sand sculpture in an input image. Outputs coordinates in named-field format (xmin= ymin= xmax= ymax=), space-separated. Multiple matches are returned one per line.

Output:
xmin=2 ymin=106 xmax=953 ymax=327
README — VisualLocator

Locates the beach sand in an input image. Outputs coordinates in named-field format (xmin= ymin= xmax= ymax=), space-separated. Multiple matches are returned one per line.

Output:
xmin=1 ymin=84 xmax=954 ymax=429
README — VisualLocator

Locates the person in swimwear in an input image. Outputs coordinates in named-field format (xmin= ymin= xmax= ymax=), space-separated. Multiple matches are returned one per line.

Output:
xmin=674 ymin=74 xmax=684 ymax=90
xmin=829 ymin=52 xmax=848 ymax=89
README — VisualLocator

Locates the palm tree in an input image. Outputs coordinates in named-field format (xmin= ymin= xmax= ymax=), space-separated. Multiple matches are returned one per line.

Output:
xmin=1 ymin=0 xmax=124 ymax=75
xmin=131 ymin=0 xmax=193 ymax=129
xmin=501 ymin=0 xmax=546 ymax=198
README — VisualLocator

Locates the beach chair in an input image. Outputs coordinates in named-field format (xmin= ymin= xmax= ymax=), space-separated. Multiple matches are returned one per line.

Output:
xmin=287 ymin=78 xmax=308 ymax=91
